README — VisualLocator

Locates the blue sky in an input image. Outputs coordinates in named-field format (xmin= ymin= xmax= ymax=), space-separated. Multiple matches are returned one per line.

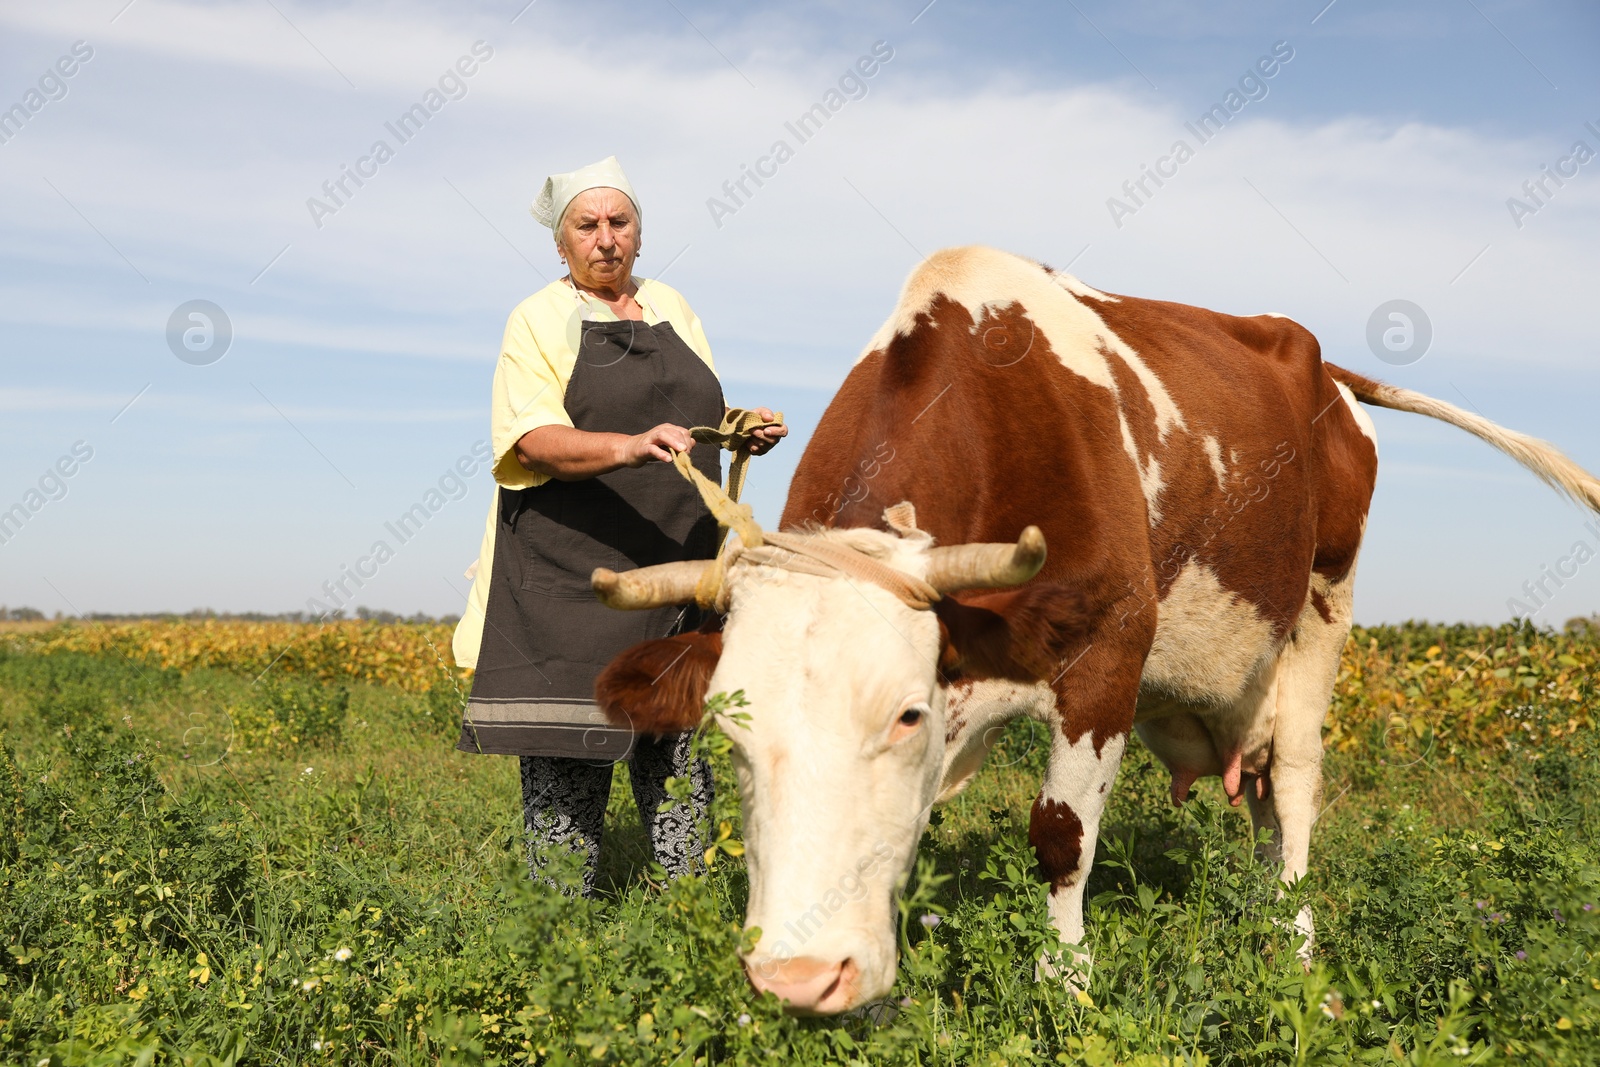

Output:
xmin=1 ymin=0 xmax=1597 ymax=625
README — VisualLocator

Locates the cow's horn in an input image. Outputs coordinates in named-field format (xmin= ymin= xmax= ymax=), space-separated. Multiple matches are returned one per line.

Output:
xmin=592 ymin=561 xmax=711 ymax=610
xmin=924 ymin=526 xmax=1047 ymax=592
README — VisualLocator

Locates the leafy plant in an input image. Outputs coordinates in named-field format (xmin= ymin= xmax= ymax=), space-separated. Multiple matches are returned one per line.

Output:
xmin=228 ymin=675 xmax=350 ymax=752
xmin=0 ymin=624 xmax=1594 ymax=1063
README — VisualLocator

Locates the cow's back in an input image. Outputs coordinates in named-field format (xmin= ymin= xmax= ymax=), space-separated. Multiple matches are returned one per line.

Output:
xmin=784 ymin=247 xmax=1155 ymax=619
xmin=782 ymin=246 xmax=1377 ymax=706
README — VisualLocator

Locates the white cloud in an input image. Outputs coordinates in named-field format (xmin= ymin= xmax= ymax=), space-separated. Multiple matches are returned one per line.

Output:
xmin=2 ymin=0 xmax=1594 ymax=381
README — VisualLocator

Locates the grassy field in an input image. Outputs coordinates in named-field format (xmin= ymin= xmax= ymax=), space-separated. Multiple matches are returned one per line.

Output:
xmin=0 ymin=620 xmax=1596 ymax=1065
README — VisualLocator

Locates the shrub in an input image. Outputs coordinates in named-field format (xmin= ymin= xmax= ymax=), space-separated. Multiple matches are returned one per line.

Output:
xmin=228 ymin=676 xmax=350 ymax=752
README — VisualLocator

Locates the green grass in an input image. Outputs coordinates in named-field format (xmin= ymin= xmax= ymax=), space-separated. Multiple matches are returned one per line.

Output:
xmin=0 ymin=626 xmax=1596 ymax=1065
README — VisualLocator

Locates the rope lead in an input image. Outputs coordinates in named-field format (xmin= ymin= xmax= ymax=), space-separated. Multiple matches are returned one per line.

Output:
xmin=667 ymin=410 xmax=942 ymax=613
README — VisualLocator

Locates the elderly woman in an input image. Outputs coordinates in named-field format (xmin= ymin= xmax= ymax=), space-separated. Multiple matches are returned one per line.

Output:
xmin=452 ymin=156 xmax=785 ymax=895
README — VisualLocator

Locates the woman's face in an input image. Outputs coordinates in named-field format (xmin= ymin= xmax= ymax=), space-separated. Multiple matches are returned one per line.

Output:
xmin=558 ymin=187 xmax=639 ymax=294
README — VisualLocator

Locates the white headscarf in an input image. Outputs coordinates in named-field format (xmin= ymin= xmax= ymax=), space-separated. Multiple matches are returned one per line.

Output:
xmin=530 ymin=155 xmax=641 ymax=231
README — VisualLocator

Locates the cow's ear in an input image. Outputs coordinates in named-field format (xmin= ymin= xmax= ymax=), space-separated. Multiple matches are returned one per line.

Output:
xmin=595 ymin=630 xmax=724 ymax=736
xmin=936 ymin=584 xmax=1097 ymax=682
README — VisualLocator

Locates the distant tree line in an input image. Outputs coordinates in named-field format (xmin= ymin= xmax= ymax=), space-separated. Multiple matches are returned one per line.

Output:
xmin=0 ymin=606 xmax=459 ymax=625
xmin=1566 ymin=614 xmax=1600 ymax=636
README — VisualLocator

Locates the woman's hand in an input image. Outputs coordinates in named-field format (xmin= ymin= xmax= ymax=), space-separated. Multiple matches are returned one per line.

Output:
xmin=515 ymin=423 xmax=691 ymax=481
xmin=747 ymin=407 xmax=788 ymax=456
xmin=621 ymin=423 xmax=695 ymax=467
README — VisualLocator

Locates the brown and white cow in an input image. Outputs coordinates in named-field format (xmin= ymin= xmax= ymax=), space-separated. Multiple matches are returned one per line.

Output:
xmin=593 ymin=245 xmax=1600 ymax=1014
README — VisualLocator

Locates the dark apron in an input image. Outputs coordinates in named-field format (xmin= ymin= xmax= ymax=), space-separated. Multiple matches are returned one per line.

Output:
xmin=458 ymin=314 xmax=725 ymax=760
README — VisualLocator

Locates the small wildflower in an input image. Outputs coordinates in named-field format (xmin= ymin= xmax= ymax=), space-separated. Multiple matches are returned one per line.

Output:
xmin=333 ymin=947 xmax=352 ymax=962
xmin=302 ymin=978 xmax=318 ymax=991
xmin=303 ymin=767 xmax=315 ymax=775
xmin=736 ymin=1013 xmax=751 ymax=1027
xmin=188 ymin=952 xmax=211 ymax=985
xmin=919 ymin=913 xmax=941 ymax=929
xmin=312 ymin=1039 xmax=323 ymax=1051
xmin=1515 ymin=950 xmax=1527 ymax=960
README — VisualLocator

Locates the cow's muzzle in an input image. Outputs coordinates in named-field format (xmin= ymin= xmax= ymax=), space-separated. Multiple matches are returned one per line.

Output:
xmin=744 ymin=954 xmax=862 ymax=1015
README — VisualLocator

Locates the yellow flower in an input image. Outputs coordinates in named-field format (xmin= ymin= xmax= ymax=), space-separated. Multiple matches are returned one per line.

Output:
xmin=189 ymin=952 xmax=211 ymax=985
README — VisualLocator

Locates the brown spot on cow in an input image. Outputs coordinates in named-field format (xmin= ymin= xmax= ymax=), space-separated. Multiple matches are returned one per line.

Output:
xmin=1030 ymin=797 xmax=1085 ymax=890
xmin=1088 ymin=299 xmax=1334 ymax=638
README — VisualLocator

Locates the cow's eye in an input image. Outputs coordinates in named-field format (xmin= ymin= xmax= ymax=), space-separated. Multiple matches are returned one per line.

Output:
xmin=890 ymin=704 xmax=928 ymax=743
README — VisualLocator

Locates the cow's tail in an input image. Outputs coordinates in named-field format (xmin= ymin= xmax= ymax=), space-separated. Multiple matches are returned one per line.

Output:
xmin=1325 ymin=362 xmax=1600 ymax=515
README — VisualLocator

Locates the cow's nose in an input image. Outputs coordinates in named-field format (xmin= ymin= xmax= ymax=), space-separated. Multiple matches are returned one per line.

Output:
xmin=744 ymin=955 xmax=860 ymax=1014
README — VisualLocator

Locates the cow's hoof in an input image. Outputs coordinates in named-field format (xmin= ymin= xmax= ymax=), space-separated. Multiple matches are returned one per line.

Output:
xmin=1270 ymin=903 xmax=1316 ymax=968
xmin=1035 ymin=948 xmax=1091 ymax=987
xmin=1294 ymin=904 xmax=1315 ymax=968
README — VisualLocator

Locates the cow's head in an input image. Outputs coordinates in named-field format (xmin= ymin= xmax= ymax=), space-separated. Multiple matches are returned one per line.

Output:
xmin=593 ymin=511 xmax=1085 ymax=1013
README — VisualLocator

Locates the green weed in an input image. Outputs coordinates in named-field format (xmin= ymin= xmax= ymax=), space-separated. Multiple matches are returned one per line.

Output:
xmin=0 ymin=629 xmax=1595 ymax=1064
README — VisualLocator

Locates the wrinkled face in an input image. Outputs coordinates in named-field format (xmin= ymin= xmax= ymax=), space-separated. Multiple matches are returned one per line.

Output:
xmin=712 ymin=531 xmax=945 ymax=1014
xmin=557 ymin=187 xmax=638 ymax=293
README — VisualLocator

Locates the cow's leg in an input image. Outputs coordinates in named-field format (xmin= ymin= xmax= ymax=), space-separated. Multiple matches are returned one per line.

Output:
xmin=1031 ymin=727 xmax=1127 ymax=980
xmin=1250 ymin=569 xmax=1357 ymax=959
xmin=1031 ymin=641 xmax=1142 ymax=983
xmin=1242 ymin=777 xmax=1284 ymax=863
